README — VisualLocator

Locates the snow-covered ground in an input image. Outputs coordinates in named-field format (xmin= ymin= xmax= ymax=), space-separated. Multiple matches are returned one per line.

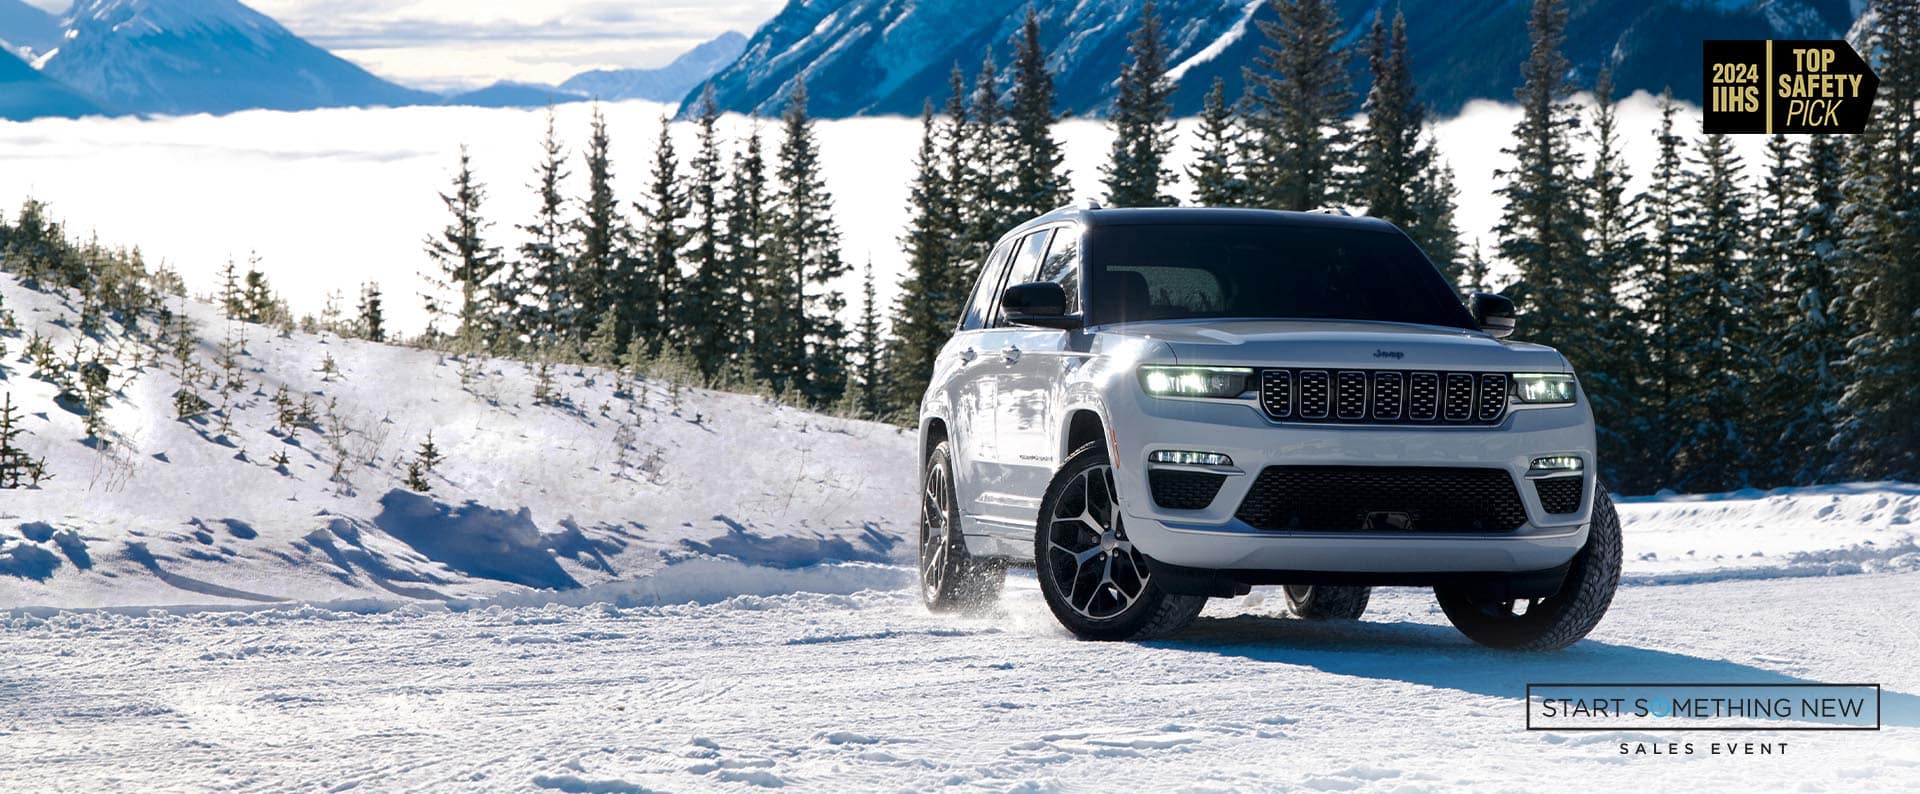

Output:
xmin=0 ymin=272 xmax=914 ymax=608
xmin=5 ymin=275 xmax=1920 ymax=789
xmin=3 ymin=574 xmax=1918 ymax=791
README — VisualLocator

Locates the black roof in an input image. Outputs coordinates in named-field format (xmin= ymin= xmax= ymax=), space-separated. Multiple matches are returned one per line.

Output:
xmin=1002 ymin=205 xmax=1399 ymax=243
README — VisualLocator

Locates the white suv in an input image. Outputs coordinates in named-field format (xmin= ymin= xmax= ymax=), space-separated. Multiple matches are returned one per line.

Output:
xmin=915 ymin=205 xmax=1620 ymax=650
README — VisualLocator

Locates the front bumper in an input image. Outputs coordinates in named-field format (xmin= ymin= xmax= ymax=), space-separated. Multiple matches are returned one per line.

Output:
xmin=1109 ymin=390 xmax=1597 ymax=574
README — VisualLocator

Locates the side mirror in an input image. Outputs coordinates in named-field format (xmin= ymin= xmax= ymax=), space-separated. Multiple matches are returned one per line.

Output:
xmin=1468 ymin=292 xmax=1517 ymax=339
xmin=1002 ymin=282 xmax=1081 ymax=329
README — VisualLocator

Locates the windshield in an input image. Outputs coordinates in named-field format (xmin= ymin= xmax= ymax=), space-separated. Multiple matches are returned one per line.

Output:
xmin=1081 ymin=223 xmax=1476 ymax=330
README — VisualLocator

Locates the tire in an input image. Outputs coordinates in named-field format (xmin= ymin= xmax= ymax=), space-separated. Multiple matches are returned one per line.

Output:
xmin=1435 ymin=489 xmax=1622 ymax=651
xmin=919 ymin=440 xmax=1004 ymax=612
xmin=1283 ymin=585 xmax=1370 ymax=620
xmin=1035 ymin=442 xmax=1207 ymax=641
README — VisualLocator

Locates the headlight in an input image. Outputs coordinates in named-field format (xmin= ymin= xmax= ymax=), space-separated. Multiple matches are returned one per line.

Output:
xmin=1512 ymin=373 xmax=1577 ymax=404
xmin=1138 ymin=366 xmax=1253 ymax=399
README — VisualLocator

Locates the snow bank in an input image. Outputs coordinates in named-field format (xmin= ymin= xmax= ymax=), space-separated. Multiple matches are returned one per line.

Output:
xmin=1616 ymin=482 xmax=1920 ymax=583
xmin=0 ymin=273 xmax=917 ymax=609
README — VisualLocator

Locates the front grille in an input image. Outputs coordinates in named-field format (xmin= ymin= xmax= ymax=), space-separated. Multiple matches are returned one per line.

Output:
xmin=1149 ymin=470 xmax=1227 ymax=510
xmin=1259 ymin=369 xmax=1509 ymax=426
xmin=1533 ymin=476 xmax=1584 ymax=514
xmin=1235 ymin=466 xmax=1528 ymax=532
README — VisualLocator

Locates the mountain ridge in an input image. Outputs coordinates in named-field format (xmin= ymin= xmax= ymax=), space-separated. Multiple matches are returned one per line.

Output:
xmin=40 ymin=0 xmax=437 ymax=115
xmin=685 ymin=0 xmax=1859 ymax=119
xmin=561 ymin=31 xmax=748 ymax=103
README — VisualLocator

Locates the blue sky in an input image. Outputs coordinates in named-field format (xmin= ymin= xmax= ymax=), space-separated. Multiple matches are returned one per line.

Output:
xmin=25 ymin=0 xmax=782 ymax=90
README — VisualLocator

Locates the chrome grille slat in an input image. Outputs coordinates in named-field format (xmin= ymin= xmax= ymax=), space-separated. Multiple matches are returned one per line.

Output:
xmin=1478 ymin=374 xmax=1508 ymax=421
xmin=1259 ymin=370 xmax=1292 ymax=419
xmin=1335 ymin=371 xmax=1367 ymax=419
xmin=1298 ymin=371 xmax=1330 ymax=419
xmin=1408 ymin=372 xmax=1439 ymax=421
xmin=1371 ymin=372 xmax=1404 ymax=420
xmin=1257 ymin=368 xmax=1509 ymax=426
xmin=1443 ymin=373 xmax=1476 ymax=422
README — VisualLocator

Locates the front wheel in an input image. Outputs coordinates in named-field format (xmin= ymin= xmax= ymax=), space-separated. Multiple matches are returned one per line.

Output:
xmin=1035 ymin=443 xmax=1206 ymax=641
xmin=1435 ymin=489 xmax=1622 ymax=651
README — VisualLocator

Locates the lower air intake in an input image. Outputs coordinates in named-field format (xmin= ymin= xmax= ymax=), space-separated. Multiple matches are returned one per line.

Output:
xmin=1235 ymin=466 xmax=1527 ymax=532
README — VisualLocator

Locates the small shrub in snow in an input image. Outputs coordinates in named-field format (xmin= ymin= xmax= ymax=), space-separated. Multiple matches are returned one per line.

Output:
xmin=0 ymin=392 xmax=48 ymax=489
xmin=404 ymin=432 xmax=444 ymax=493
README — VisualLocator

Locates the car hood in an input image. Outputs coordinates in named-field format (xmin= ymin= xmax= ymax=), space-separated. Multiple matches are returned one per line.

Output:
xmin=1098 ymin=319 xmax=1571 ymax=372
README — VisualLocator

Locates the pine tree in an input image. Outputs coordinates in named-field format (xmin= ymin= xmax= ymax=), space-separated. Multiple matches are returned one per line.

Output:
xmin=586 ymin=308 xmax=621 ymax=367
xmin=517 ymin=109 xmax=573 ymax=350
xmin=1493 ymin=0 xmax=1586 ymax=353
xmin=1773 ymin=133 xmax=1850 ymax=483
xmin=1578 ymin=68 xmax=1647 ymax=490
xmin=404 ymin=432 xmax=444 ymax=493
xmin=1634 ymin=92 xmax=1691 ymax=489
xmin=423 ymin=146 xmax=505 ymax=346
xmin=963 ymin=56 xmax=1013 ymax=254
xmin=1405 ymin=149 xmax=1464 ymax=278
xmin=1103 ymin=0 xmax=1176 ymax=207
xmin=942 ymin=63 xmax=989 ymax=298
xmin=0 ymin=392 xmax=39 ymax=489
xmin=573 ymin=105 xmax=630 ymax=346
xmin=1830 ymin=0 xmax=1920 ymax=479
xmin=1461 ymin=240 xmax=1492 ymax=294
xmin=218 ymin=258 xmax=243 ymax=319
xmin=1743 ymin=133 xmax=1803 ymax=483
xmin=767 ymin=78 xmax=850 ymax=406
xmin=726 ymin=123 xmax=773 ymax=372
xmin=1353 ymin=11 xmax=1422 ymax=226
xmin=632 ymin=116 xmax=687 ymax=356
xmin=680 ymin=88 xmax=738 ymax=382
xmin=1006 ymin=7 xmax=1071 ymax=218
xmin=1668 ymin=133 xmax=1760 ymax=492
xmin=241 ymin=264 xmax=278 ymax=324
xmin=1188 ymin=77 xmax=1248 ymax=207
xmin=853 ymin=258 xmax=887 ymax=419
xmin=1243 ymin=0 xmax=1352 ymax=210
xmin=888 ymin=102 xmax=963 ymax=413
xmin=357 ymin=281 xmax=385 ymax=342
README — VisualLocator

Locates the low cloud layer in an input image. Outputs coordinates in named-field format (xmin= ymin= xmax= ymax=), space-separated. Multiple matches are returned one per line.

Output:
xmin=0 ymin=97 xmax=1787 ymax=338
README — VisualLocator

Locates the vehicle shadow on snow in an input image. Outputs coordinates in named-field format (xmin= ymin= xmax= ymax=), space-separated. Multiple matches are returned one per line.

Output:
xmin=1158 ymin=615 xmax=1920 ymax=728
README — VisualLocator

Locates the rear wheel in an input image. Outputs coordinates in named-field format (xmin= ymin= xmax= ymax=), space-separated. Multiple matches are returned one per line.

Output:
xmin=920 ymin=441 xmax=1003 ymax=612
xmin=1435 ymin=490 xmax=1622 ymax=651
xmin=1283 ymin=585 xmax=1370 ymax=620
xmin=1035 ymin=443 xmax=1206 ymax=641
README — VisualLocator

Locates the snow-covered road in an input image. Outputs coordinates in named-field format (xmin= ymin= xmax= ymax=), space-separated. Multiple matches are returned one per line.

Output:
xmin=5 ymin=571 xmax=1917 ymax=792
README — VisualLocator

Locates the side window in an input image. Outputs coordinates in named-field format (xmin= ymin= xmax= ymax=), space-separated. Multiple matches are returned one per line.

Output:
xmin=1039 ymin=229 xmax=1080 ymax=315
xmin=958 ymin=240 xmax=1016 ymax=331
xmin=992 ymin=229 xmax=1055 ymax=327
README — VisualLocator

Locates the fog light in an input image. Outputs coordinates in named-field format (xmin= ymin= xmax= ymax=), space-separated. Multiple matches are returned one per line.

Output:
xmin=1530 ymin=455 xmax=1584 ymax=473
xmin=1149 ymin=450 xmax=1233 ymax=467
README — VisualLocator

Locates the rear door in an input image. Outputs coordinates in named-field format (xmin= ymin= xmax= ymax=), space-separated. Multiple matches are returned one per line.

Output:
xmin=949 ymin=239 xmax=1017 ymax=524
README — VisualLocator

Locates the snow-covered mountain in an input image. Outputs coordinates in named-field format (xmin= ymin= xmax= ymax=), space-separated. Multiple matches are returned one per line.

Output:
xmin=561 ymin=30 xmax=748 ymax=103
xmin=689 ymin=0 xmax=1857 ymax=118
xmin=40 ymin=0 xmax=435 ymax=115
xmin=0 ymin=0 xmax=58 ymax=58
xmin=0 ymin=47 xmax=102 ymax=120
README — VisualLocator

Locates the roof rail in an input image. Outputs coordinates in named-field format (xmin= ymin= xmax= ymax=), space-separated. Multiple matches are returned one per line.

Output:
xmin=1048 ymin=199 xmax=1102 ymax=214
xmin=1308 ymin=206 xmax=1351 ymax=216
